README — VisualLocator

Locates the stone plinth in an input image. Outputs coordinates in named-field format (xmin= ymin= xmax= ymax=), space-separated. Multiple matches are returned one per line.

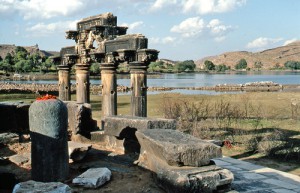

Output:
xmin=75 ymin=64 xmax=90 ymax=104
xmin=136 ymin=129 xmax=222 ymax=167
xmin=129 ymin=62 xmax=148 ymax=117
xmin=57 ymin=65 xmax=71 ymax=101
xmin=100 ymin=62 xmax=118 ymax=117
xmin=29 ymin=99 xmax=69 ymax=182
xmin=102 ymin=116 xmax=176 ymax=137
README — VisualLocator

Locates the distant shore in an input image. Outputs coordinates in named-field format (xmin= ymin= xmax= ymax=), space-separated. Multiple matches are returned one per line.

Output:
xmin=0 ymin=81 xmax=299 ymax=95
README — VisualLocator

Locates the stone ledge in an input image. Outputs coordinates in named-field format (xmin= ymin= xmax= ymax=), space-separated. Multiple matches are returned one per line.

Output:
xmin=102 ymin=116 xmax=176 ymax=137
xmin=136 ymin=129 xmax=222 ymax=167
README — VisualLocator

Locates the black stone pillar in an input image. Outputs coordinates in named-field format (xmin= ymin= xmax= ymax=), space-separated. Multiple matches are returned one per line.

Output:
xmin=57 ymin=65 xmax=71 ymax=101
xmin=100 ymin=62 xmax=117 ymax=117
xmin=75 ymin=64 xmax=90 ymax=104
xmin=29 ymin=99 xmax=69 ymax=182
xmin=129 ymin=62 xmax=148 ymax=117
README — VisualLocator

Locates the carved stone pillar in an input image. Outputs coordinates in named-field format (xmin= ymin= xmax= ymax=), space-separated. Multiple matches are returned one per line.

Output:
xmin=57 ymin=65 xmax=71 ymax=101
xmin=75 ymin=64 xmax=90 ymax=104
xmin=100 ymin=62 xmax=117 ymax=117
xmin=129 ymin=62 xmax=148 ymax=117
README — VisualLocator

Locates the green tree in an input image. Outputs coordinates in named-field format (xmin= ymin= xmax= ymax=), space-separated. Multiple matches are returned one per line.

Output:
xmin=40 ymin=58 xmax=53 ymax=73
xmin=235 ymin=58 xmax=247 ymax=69
xmin=5 ymin=53 xmax=14 ymax=65
xmin=0 ymin=60 xmax=13 ymax=73
xmin=148 ymin=61 xmax=165 ymax=72
xmin=204 ymin=60 xmax=215 ymax=71
xmin=215 ymin=64 xmax=229 ymax=72
xmin=284 ymin=61 xmax=300 ymax=70
xmin=174 ymin=60 xmax=196 ymax=72
xmin=28 ymin=53 xmax=42 ymax=71
xmin=90 ymin=63 xmax=100 ymax=75
xmin=254 ymin=61 xmax=263 ymax=70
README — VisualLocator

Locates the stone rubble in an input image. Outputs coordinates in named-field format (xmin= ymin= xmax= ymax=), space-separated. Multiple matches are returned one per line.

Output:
xmin=12 ymin=180 xmax=72 ymax=193
xmin=72 ymin=167 xmax=112 ymax=188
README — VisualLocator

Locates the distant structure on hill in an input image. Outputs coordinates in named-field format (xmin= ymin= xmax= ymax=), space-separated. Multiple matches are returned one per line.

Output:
xmin=195 ymin=41 xmax=300 ymax=69
xmin=158 ymin=59 xmax=178 ymax=66
xmin=0 ymin=44 xmax=59 ymax=59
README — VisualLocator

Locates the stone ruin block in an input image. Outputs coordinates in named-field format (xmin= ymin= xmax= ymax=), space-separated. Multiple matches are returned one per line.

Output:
xmin=103 ymin=115 xmax=176 ymax=137
xmin=0 ymin=102 xmax=30 ymax=134
xmin=94 ymin=116 xmax=176 ymax=154
xmin=64 ymin=101 xmax=98 ymax=139
xmin=136 ymin=129 xmax=222 ymax=167
xmin=135 ymin=129 xmax=233 ymax=193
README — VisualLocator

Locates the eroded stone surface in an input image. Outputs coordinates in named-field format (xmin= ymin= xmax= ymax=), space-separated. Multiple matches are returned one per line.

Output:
xmin=136 ymin=129 xmax=222 ymax=167
xmin=68 ymin=141 xmax=92 ymax=162
xmin=72 ymin=167 xmax=111 ymax=188
xmin=12 ymin=180 xmax=71 ymax=193
xmin=103 ymin=116 xmax=176 ymax=137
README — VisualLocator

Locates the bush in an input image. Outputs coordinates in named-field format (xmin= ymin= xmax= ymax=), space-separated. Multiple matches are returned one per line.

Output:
xmin=204 ymin=60 xmax=215 ymax=71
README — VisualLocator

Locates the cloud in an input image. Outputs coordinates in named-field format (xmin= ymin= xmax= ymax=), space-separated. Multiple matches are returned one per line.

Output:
xmin=26 ymin=20 xmax=78 ymax=37
xmin=171 ymin=17 xmax=233 ymax=41
xmin=246 ymin=37 xmax=283 ymax=49
xmin=150 ymin=0 xmax=177 ymax=11
xmin=171 ymin=17 xmax=205 ymax=38
xmin=0 ymin=0 xmax=91 ymax=20
xmin=283 ymin=38 xmax=298 ymax=46
xmin=149 ymin=36 xmax=176 ymax=45
xmin=183 ymin=0 xmax=246 ymax=14
xmin=121 ymin=21 xmax=144 ymax=33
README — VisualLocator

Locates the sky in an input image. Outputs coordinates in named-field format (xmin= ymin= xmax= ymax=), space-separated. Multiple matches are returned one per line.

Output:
xmin=1 ymin=0 xmax=300 ymax=61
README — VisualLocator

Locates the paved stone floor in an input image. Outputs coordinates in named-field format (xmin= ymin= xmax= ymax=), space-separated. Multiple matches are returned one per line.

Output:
xmin=213 ymin=157 xmax=300 ymax=193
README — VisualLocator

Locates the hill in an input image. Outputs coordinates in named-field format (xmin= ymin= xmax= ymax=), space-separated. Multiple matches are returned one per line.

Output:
xmin=0 ymin=44 xmax=59 ymax=59
xmin=195 ymin=41 xmax=300 ymax=69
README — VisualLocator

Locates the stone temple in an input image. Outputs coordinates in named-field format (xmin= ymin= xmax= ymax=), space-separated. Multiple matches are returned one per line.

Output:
xmin=3 ymin=13 xmax=235 ymax=193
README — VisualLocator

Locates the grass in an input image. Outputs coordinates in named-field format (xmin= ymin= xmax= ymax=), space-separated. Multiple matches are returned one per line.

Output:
xmin=1 ymin=91 xmax=300 ymax=175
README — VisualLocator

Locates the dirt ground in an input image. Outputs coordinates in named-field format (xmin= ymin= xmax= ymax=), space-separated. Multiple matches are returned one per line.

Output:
xmin=0 ymin=140 xmax=165 ymax=193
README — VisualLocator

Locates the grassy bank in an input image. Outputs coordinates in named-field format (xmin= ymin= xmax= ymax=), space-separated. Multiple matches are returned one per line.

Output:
xmin=1 ymin=91 xmax=300 ymax=176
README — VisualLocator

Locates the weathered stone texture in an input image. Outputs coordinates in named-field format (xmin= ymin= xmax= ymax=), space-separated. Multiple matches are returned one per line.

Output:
xmin=103 ymin=116 xmax=176 ymax=137
xmin=68 ymin=141 xmax=92 ymax=162
xmin=65 ymin=101 xmax=97 ymax=138
xmin=136 ymin=129 xmax=222 ymax=167
xmin=29 ymin=99 xmax=69 ymax=182
xmin=72 ymin=168 xmax=112 ymax=188
xmin=12 ymin=180 xmax=72 ymax=193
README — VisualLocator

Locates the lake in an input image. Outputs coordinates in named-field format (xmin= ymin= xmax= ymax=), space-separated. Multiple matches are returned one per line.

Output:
xmin=4 ymin=71 xmax=300 ymax=95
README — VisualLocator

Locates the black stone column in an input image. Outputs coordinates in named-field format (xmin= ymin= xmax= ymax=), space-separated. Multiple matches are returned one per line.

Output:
xmin=129 ymin=62 xmax=148 ymax=117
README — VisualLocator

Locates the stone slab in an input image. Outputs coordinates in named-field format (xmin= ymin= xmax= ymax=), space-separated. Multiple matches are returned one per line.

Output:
xmin=9 ymin=154 xmax=30 ymax=165
xmin=12 ymin=180 xmax=71 ymax=193
xmin=72 ymin=167 xmax=111 ymax=188
xmin=102 ymin=115 xmax=176 ymax=137
xmin=136 ymin=129 xmax=222 ymax=167
xmin=68 ymin=141 xmax=92 ymax=162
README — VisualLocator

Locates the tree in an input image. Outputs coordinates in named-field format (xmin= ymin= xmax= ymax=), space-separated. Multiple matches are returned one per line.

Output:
xmin=215 ymin=64 xmax=229 ymax=72
xmin=0 ymin=56 xmax=2 ymax=62
xmin=148 ymin=61 xmax=165 ymax=72
xmin=174 ymin=60 xmax=196 ymax=72
xmin=40 ymin=58 xmax=53 ymax=73
xmin=5 ymin=53 xmax=14 ymax=65
xmin=284 ymin=61 xmax=300 ymax=70
xmin=0 ymin=60 xmax=13 ymax=73
xmin=204 ymin=60 xmax=215 ymax=71
xmin=90 ymin=63 xmax=100 ymax=75
xmin=235 ymin=58 xmax=247 ymax=69
xmin=254 ymin=61 xmax=263 ymax=70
